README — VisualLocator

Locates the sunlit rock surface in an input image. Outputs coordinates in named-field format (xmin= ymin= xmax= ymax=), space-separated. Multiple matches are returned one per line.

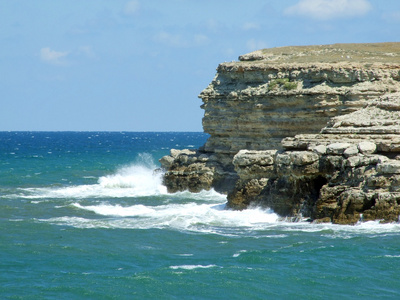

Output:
xmin=161 ymin=43 xmax=400 ymax=224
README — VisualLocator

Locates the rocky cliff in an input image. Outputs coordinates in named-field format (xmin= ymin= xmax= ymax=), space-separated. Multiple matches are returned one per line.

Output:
xmin=160 ymin=42 xmax=400 ymax=224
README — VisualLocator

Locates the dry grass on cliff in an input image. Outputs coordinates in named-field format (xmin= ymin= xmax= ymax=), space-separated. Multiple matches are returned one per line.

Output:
xmin=240 ymin=42 xmax=400 ymax=64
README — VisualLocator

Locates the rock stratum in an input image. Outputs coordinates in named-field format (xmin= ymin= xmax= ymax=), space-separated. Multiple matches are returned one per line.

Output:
xmin=160 ymin=42 xmax=400 ymax=224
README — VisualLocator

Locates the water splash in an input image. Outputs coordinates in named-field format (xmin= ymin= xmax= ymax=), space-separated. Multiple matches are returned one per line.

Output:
xmin=46 ymin=202 xmax=281 ymax=234
xmin=12 ymin=153 xmax=167 ymax=199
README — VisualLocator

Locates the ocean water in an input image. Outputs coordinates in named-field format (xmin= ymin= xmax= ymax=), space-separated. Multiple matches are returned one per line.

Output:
xmin=1 ymin=132 xmax=400 ymax=299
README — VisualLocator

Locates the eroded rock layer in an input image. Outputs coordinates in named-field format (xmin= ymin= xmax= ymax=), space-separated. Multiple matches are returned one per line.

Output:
xmin=161 ymin=43 xmax=400 ymax=224
xmin=200 ymin=43 xmax=400 ymax=154
xmin=228 ymin=93 xmax=400 ymax=224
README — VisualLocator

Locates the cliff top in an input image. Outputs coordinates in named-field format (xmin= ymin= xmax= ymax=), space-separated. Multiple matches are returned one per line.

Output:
xmin=239 ymin=42 xmax=400 ymax=64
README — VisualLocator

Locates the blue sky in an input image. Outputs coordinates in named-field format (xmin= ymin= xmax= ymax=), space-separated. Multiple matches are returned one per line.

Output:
xmin=1 ymin=0 xmax=399 ymax=131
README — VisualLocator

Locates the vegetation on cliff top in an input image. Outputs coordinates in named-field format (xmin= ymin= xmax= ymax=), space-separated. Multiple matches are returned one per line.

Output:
xmin=239 ymin=42 xmax=400 ymax=64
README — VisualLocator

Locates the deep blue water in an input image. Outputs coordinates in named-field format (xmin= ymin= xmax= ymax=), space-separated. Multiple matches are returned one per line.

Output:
xmin=1 ymin=132 xmax=400 ymax=299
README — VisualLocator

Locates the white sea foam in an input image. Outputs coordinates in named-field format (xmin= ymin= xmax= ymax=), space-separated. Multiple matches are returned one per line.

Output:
xmin=233 ymin=250 xmax=247 ymax=257
xmin=38 ymin=206 xmax=400 ymax=236
xmin=73 ymin=203 xmax=155 ymax=217
xmin=71 ymin=202 xmax=279 ymax=231
xmin=36 ymin=196 xmax=400 ymax=236
xmin=39 ymin=202 xmax=280 ymax=234
xmin=259 ymin=219 xmax=400 ymax=238
xmin=24 ymin=151 xmax=400 ymax=236
xmin=169 ymin=264 xmax=219 ymax=270
xmin=98 ymin=164 xmax=159 ymax=190
xmin=14 ymin=160 xmax=168 ymax=199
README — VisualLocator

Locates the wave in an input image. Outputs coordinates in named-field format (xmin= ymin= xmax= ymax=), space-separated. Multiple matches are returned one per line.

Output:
xmin=169 ymin=265 xmax=219 ymax=270
xmin=38 ymin=200 xmax=400 ymax=237
xmin=98 ymin=153 xmax=161 ymax=192
xmin=9 ymin=153 xmax=229 ymax=205
xmin=11 ymin=156 xmax=168 ymax=199
xmin=8 ymin=153 xmax=400 ymax=236
xmin=96 ymin=162 xmax=167 ymax=196
xmin=71 ymin=201 xmax=279 ymax=230
xmin=37 ymin=202 xmax=279 ymax=234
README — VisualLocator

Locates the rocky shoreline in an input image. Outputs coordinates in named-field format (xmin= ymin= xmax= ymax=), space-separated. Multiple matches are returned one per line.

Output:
xmin=160 ymin=43 xmax=400 ymax=224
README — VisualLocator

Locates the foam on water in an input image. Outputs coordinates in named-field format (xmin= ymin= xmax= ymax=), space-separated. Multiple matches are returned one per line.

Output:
xmin=68 ymin=201 xmax=279 ymax=232
xmin=4 ymin=133 xmax=400 ymax=298
xmin=10 ymin=159 xmax=168 ymax=199
xmin=6 ymin=149 xmax=397 ymax=236
xmin=98 ymin=162 xmax=160 ymax=190
xmin=38 ymin=198 xmax=400 ymax=237
xmin=169 ymin=265 xmax=219 ymax=270
xmin=38 ymin=202 xmax=400 ymax=237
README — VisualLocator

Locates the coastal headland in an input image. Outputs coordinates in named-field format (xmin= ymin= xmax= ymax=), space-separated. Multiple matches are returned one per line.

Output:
xmin=160 ymin=42 xmax=400 ymax=224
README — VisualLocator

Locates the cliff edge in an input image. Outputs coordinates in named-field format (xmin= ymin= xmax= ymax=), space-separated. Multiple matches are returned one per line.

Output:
xmin=161 ymin=42 xmax=400 ymax=224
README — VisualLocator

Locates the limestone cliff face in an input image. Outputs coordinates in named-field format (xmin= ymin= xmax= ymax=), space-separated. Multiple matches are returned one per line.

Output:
xmin=229 ymin=93 xmax=400 ymax=224
xmin=200 ymin=45 xmax=400 ymax=154
xmin=161 ymin=43 xmax=400 ymax=224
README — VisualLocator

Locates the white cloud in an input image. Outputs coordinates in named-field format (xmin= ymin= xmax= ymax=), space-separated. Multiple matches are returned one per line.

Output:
xmin=123 ymin=0 xmax=140 ymax=16
xmin=246 ymin=39 xmax=268 ymax=52
xmin=284 ymin=0 xmax=372 ymax=20
xmin=40 ymin=47 xmax=69 ymax=65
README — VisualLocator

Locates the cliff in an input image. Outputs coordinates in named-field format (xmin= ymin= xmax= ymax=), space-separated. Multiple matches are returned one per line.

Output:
xmin=160 ymin=42 xmax=400 ymax=224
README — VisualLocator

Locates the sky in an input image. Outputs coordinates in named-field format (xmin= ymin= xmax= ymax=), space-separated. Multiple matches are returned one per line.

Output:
xmin=1 ymin=0 xmax=400 ymax=131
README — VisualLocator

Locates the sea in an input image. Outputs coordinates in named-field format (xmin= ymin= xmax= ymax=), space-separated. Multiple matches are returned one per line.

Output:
xmin=1 ymin=131 xmax=400 ymax=299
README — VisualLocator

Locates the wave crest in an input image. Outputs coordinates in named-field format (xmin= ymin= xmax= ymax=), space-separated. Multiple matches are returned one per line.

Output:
xmin=67 ymin=202 xmax=279 ymax=233
xmin=13 ymin=154 xmax=168 ymax=199
xmin=98 ymin=164 xmax=166 ymax=195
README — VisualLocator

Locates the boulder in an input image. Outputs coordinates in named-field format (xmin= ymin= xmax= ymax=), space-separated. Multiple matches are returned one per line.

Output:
xmin=358 ymin=141 xmax=376 ymax=155
xmin=326 ymin=143 xmax=352 ymax=155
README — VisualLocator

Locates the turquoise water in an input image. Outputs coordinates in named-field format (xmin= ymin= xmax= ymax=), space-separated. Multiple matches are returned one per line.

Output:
xmin=1 ymin=132 xmax=400 ymax=299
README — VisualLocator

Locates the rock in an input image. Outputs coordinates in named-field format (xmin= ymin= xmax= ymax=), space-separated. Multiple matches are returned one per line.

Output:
xmin=227 ymin=179 xmax=269 ymax=210
xmin=313 ymin=217 xmax=332 ymax=224
xmin=162 ymin=162 xmax=214 ymax=193
xmin=358 ymin=141 xmax=377 ymax=154
xmin=198 ymin=154 xmax=210 ymax=162
xmin=161 ymin=150 xmax=238 ymax=194
xmin=200 ymin=44 xmax=400 ymax=154
xmin=170 ymin=149 xmax=196 ymax=158
xmin=276 ymin=153 xmax=291 ymax=165
xmin=289 ymin=93 xmax=400 ymax=153
xmin=233 ymin=150 xmax=277 ymax=180
xmin=311 ymin=145 xmax=327 ymax=155
xmin=159 ymin=155 xmax=174 ymax=169
xmin=377 ymin=161 xmax=400 ymax=174
xmin=162 ymin=43 xmax=400 ymax=224
xmin=345 ymin=154 xmax=383 ymax=168
xmin=233 ymin=150 xmax=277 ymax=167
xmin=326 ymin=143 xmax=352 ymax=155
xmin=343 ymin=146 xmax=359 ymax=158
xmin=290 ymin=151 xmax=319 ymax=165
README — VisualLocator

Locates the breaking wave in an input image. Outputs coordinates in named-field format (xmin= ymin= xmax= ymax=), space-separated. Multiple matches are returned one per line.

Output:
xmin=38 ymin=200 xmax=400 ymax=237
xmin=39 ymin=203 xmax=280 ymax=234
xmin=6 ymin=152 xmax=399 ymax=236
xmin=12 ymin=155 xmax=168 ymax=199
